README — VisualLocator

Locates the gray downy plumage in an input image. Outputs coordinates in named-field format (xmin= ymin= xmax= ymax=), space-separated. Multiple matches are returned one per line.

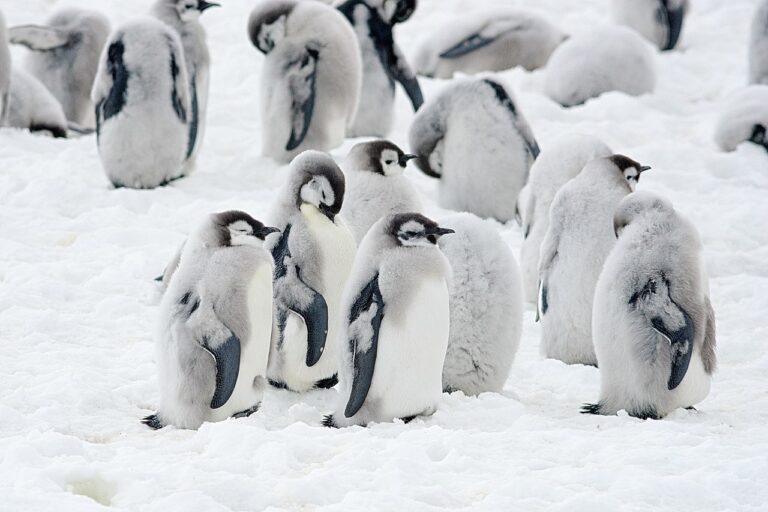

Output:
xmin=584 ymin=191 xmax=716 ymax=419
xmin=0 ymin=9 xmax=11 ymax=125
xmin=612 ymin=0 xmax=688 ymax=51
xmin=5 ymin=68 xmax=68 ymax=138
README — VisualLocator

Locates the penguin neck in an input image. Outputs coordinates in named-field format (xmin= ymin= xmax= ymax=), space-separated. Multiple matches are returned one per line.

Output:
xmin=300 ymin=203 xmax=335 ymax=228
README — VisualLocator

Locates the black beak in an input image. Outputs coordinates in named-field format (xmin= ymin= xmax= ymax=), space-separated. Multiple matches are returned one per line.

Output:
xmin=639 ymin=165 xmax=651 ymax=173
xmin=399 ymin=154 xmax=418 ymax=167
xmin=319 ymin=203 xmax=336 ymax=222
xmin=257 ymin=226 xmax=280 ymax=240
xmin=198 ymin=0 xmax=220 ymax=12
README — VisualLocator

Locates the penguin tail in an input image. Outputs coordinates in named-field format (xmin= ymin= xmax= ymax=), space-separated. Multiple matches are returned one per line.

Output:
xmin=154 ymin=275 xmax=164 ymax=282
xmin=141 ymin=413 xmax=165 ymax=430
xmin=580 ymin=403 xmax=603 ymax=415
xmin=322 ymin=414 xmax=338 ymax=428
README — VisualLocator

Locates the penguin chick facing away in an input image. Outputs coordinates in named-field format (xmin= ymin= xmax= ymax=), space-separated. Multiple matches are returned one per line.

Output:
xmin=750 ymin=0 xmax=768 ymax=85
xmin=340 ymin=139 xmax=422 ymax=243
xmin=151 ymin=0 xmax=219 ymax=172
xmin=413 ymin=8 xmax=566 ymax=79
xmin=5 ymin=68 xmax=68 ymax=138
xmin=584 ymin=192 xmax=716 ymax=419
xmin=538 ymin=155 xmax=649 ymax=367
xmin=248 ymin=0 xmax=362 ymax=162
xmin=612 ymin=0 xmax=688 ymax=51
xmin=324 ymin=213 xmax=454 ymax=427
xmin=0 ymin=9 xmax=10 ymax=125
xmin=714 ymin=85 xmax=768 ymax=153
xmin=266 ymin=150 xmax=357 ymax=392
xmin=144 ymin=211 xmax=279 ymax=430
xmin=438 ymin=213 xmax=523 ymax=396
xmin=92 ymin=18 xmax=191 ymax=189
xmin=9 ymin=8 xmax=110 ymax=127
xmin=409 ymin=77 xmax=539 ymax=223
xmin=545 ymin=25 xmax=655 ymax=107
xmin=518 ymin=133 xmax=612 ymax=303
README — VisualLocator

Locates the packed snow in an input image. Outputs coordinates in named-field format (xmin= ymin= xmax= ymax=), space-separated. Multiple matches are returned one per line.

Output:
xmin=1 ymin=0 xmax=767 ymax=510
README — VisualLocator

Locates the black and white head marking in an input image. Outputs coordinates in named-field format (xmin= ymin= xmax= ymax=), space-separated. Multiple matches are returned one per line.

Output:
xmin=388 ymin=213 xmax=454 ymax=246
xmin=248 ymin=1 xmax=295 ymax=54
xmin=212 ymin=210 xmax=279 ymax=247
xmin=608 ymin=154 xmax=650 ymax=192
xmin=360 ymin=140 xmax=416 ymax=176
xmin=174 ymin=0 xmax=220 ymax=22
xmin=298 ymin=163 xmax=345 ymax=221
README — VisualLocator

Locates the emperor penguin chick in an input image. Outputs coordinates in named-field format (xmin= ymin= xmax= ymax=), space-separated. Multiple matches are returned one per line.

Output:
xmin=518 ymin=134 xmax=612 ymax=303
xmin=413 ymin=9 xmax=566 ymax=79
xmin=92 ymin=18 xmax=191 ymax=189
xmin=267 ymin=151 xmax=357 ymax=392
xmin=438 ymin=213 xmax=523 ymax=396
xmin=585 ymin=192 xmax=716 ymax=419
xmin=538 ymin=155 xmax=649 ymax=366
xmin=714 ymin=85 xmax=768 ymax=153
xmin=151 ymin=0 xmax=218 ymax=170
xmin=144 ymin=211 xmax=278 ymax=430
xmin=248 ymin=0 xmax=362 ymax=162
xmin=8 ymin=8 xmax=110 ymax=127
xmin=324 ymin=213 xmax=454 ymax=427
xmin=545 ymin=26 xmax=655 ymax=107
xmin=750 ymin=0 xmax=768 ymax=85
xmin=340 ymin=139 xmax=423 ymax=243
xmin=0 ymin=10 xmax=10 ymax=125
xmin=338 ymin=0 xmax=422 ymax=137
xmin=409 ymin=78 xmax=539 ymax=222
xmin=5 ymin=68 xmax=68 ymax=138
xmin=612 ymin=0 xmax=688 ymax=51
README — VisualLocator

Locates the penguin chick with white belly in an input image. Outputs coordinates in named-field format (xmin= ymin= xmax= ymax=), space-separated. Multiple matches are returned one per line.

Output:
xmin=340 ymin=139 xmax=422 ymax=243
xmin=8 ymin=8 xmax=110 ymax=127
xmin=267 ymin=151 xmax=357 ymax=392
xmin=337 ymin=0 xmax=423 ymax=137
xmin=612 ymin=0 xmax=687 ymax=51
xmin=409 ymin=77 xmax=539 ymax=223
xmin=151 ymin=0 xmax=218 ymax=171
xmin=248 ymin=0 xmax=362 ymax=162
xmin=584 ymin=192 xmax=716 ymax=419
xmin=324 ymin=213 xmax=454 ymax=427
xmin=438 ymin=213 xmax=523 ymax=396
xmin=538 ymin=155 xmax=649 ymax=366
xmin=413 ymin=9 xmax=566 ymax=79
xmin=518 ymin=133 xmax=612 ymax=303
xmin=144 ymin=211 xmax=278 ymax=430
xmin=92 ymin=18 xmax=191 ymax=189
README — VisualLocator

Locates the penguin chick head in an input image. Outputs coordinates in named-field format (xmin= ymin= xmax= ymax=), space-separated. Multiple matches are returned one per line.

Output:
xmin=373 ymin=0 xmax=417 ymax=24
xmin=346 ymin=140 xmax=417 ymax=177
xmin=388 ymin=213 xmax=454 ymax=247
xmin=211 ymin=211 xmax=279 ymax=247
xmin=613 ymin=191 xmax=675 ymax=238
xmin=248 ymin=0 xmax=295 ymax=53
xmin=167 ymin=0 xmax=220 ymax=22
xmin=291 ymin=151 xmax=345 ymax=222
xmin=608 ymin=154 xmax=651 ymax=192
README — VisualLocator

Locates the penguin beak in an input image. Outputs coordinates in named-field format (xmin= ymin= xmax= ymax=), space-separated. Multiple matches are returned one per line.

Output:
xmin=639 ymin=165 xmax=651 ymax=173
xmin=399 ymin=154 xmax=418 ymax=167
xmin=319 ymin=203 xmax=336 ymax=222
xmin=198 ymin=0 xmax=220 ymax=12
xmin=257 ymin=226 xmax=280 ymax=240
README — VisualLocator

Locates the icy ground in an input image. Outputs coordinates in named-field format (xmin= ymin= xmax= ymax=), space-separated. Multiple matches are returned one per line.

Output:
xmin=1 ymin=0 xmax=767 ymax=510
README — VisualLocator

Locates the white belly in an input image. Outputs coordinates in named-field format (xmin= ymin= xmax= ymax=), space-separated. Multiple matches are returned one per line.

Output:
xmin=367 ymin=277 xmax=450 ymax=422
xmin=667 ymin=346 xmax=711 ymax=413
xmin=208 ymin=265 xmax=272 ymax=421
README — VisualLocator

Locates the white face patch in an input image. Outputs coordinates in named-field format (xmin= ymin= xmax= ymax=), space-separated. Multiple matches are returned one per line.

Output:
xmin=228 ymin=220 xmax=261 ymax=247
xmin=379 ymin=149 xmax=403 ymax=176
xmin=178 ymin=1 xmax=201 ymax=22
xmin=300 ymin=175 xmax=335 ymax=208
xmin=624 ymin=167 xmax=639 ymax=191
xmin=397 ymin=220 xmax=430 ymax=247
xmin=258 ymin=15 xmax=286 ymax=53
xmin=377 ymin=0 xmax=397 ymax=23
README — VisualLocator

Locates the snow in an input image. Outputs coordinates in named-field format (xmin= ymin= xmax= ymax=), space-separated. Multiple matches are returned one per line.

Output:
xmin=1 ymin=0 xmax=767 ymax=510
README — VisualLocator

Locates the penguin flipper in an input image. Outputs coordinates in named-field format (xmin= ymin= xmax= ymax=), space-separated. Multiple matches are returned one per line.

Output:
xmin=344 ymin=274 xmax=385 ymax=419
xmin=8 ymin=25 xmax=69 ymax=51
xmin=287 ymin=279 xmax=329 ymax=368
xmin=384 ymin=43 xmax=424 ymax=111
xmin=658 ymin=2 xmax=685 ymax=50
xmin=439 ymin=18 xmax=527 ymax=59
xmin=482 ymin=79 xmax=540 ymax=159
xmin=286 ymin=46 xmax=319 ymax=151
xmin=201 ymin=334 xmax=242 ymax=409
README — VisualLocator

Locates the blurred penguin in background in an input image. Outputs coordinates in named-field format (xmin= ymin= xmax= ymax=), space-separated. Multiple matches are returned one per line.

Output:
xmin=612 ymin=0 xmax=687 ymax=51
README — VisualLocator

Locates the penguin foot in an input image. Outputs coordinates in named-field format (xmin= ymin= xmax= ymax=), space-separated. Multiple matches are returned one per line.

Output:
xmin=685 ymin=406 xmax=698 ymax=411
xmin=314 ymin=374 xmax=338 ymax=389
xmin=141 ymin=413 xmax=164 ymax=430
xmin=580 ymin=403 xmax=603 ymax=415
xmin=401 ymin=415 xmax=417 ymax=424
xmin=232 ymin=404 xmax=260 ymax=419
xmin=269 ymin=379 xmax=289 ymax=390
xmin=628 ymin=408 xmax=660 ymax=420
xmin=322 ymin=414 xmax=338 ymax=428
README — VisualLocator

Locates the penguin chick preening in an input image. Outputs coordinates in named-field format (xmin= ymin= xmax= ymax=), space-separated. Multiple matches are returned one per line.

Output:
xmin=324 ymin=213 xmax=454 ymax=427
xmin=544 ymin=25 xmax=655 ymax=107
xmin=413 ymin=8 xmax=566 ymax=79
xmin=438 ymin=213 xmax=523 ymax=396
xmin=151 ymin=0 xmax=219 ymax=171
xmin=5 ymin=68 xmax=69 ymax=138
xmin=8 ymin=8 xmax=110 ymax=127
xmin=538 ymin=155 xmax=649 ymax=366
xmin=92 ymin=18 xmax=191 ymax=189
xmin=409 ymin=77 xmax=539 ymax=222
xmin=145 ymin=211 xmax=279 ymax=430
xmin=585 ymin=192 xmax=716 ymax=419
xmin=714 ymin=85 xmax=768 ymax=153
xmin=338 ymin=0 xmax=423 ymax=137
xmin=266 ymin=150 xmax=357 ymax=392
xmin=612 ymin=0 xmax=688 ymax=51
xmin=340 ymin=139 xmax=422 ymax=243
xmin=248 ymin=0 xmax=362 ymax=162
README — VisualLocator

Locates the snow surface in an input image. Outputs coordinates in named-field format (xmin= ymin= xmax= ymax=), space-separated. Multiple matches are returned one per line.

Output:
xmin=1 ymin=0 xmax=767 ymax=510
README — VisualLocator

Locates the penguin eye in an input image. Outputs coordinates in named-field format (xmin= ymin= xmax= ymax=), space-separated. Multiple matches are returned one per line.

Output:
xmin=385 ymin=160 xmax=394 ymax=165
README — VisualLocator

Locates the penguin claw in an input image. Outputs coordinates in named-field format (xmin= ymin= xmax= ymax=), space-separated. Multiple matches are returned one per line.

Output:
xmin=322 ymin=414 xmax=338 ymax=428
xmin=141 ymin=413 xmax=164 ymax=430
xmin=232 ymin=404 xmax=260 ymax=419
xmin=580 ymin=403 xmax=602 ymax=415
